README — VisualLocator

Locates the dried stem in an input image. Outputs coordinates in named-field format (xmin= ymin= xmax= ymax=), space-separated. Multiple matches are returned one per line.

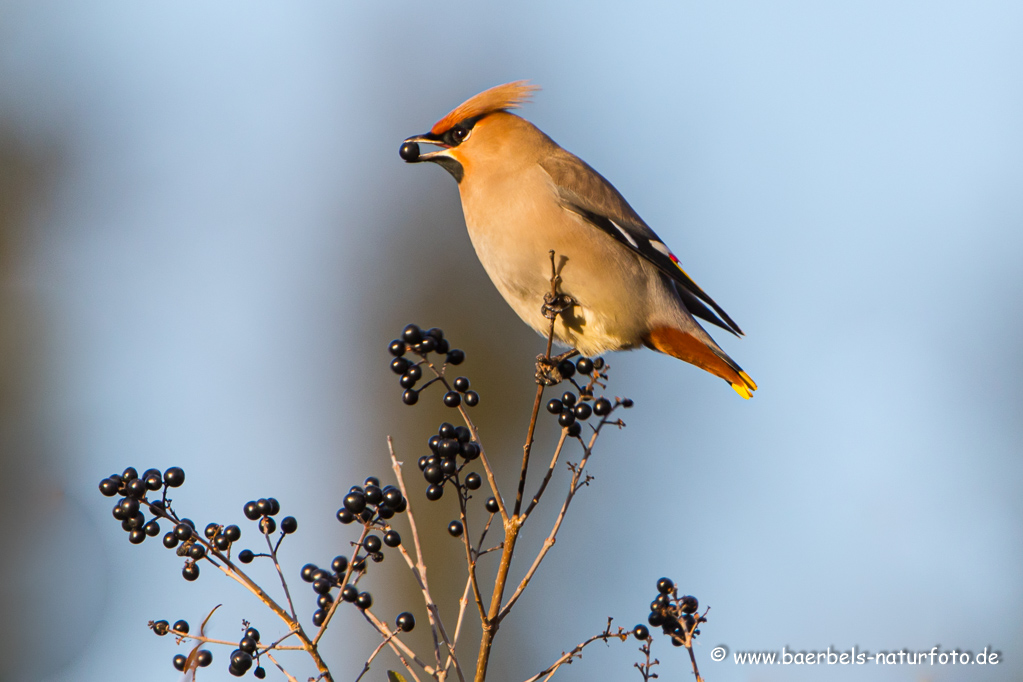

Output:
xmin=522 ymin=619 xmax=628 ymax=682
xmin=498 ymin=416 xmax=612 ymax=622
xmin=264 ymin=528 xmax=298 ymax=622
xmin=362 ymin=608 xmax=428 ymax=682
xmin=514 ymin=250 xmax=563 ymax=516
xmin=388 ymin=438 xmax=466 ymax=682
xmin=355 ymin=633 xmax=397 ymax=682
xmin=312 ymin=525 xmax=369 ymax=645
xmin=265 ymin=651 xmax=300 ymax=682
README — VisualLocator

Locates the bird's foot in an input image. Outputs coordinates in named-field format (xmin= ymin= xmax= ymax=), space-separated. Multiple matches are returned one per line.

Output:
xmin=534 ymin=349 xmax=580 ymax=386
xmin=542 ymin=292 xmax=575 ymax=321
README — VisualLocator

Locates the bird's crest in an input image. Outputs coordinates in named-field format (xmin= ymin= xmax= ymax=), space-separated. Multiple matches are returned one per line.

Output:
xmin=431 ymin=81 xmax=539 ymax=135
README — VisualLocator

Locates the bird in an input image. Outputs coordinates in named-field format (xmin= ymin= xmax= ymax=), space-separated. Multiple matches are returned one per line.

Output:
xmin=399 ymin=81 xmax=757 ymax=398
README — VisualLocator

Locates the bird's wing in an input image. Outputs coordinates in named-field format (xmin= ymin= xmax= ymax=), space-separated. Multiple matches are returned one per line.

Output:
xmin=539 ymin=151 xmax=744 ymax=336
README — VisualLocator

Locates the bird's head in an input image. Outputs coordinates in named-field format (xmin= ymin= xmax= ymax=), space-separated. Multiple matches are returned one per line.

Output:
xmin=400 ymin=81 xmax=539 ymax=183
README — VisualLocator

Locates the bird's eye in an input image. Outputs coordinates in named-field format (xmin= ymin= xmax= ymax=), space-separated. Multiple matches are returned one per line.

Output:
xmin=450 ymin=126 xmax=470 ymax=144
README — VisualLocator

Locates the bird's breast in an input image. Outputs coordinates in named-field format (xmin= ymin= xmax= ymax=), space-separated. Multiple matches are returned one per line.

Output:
xmin=455 ymin=165 xmax=673 ymax=355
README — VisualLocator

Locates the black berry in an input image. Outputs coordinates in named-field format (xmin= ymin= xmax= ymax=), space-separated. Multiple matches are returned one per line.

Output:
xmin=399 ymin=141 xmax=420 ymax=162
xmin=243 ymin=501 xmax=260 ymax=520
xmin=364 ymin=535 xmax=382 ymax=553
xmin=163 ymin=467 xmax=185 ymax=487
xmin=447 ymin=520 xmax=463 ymax=537
xmin=396 ymin=612 xmax=416 ymax=632
xmin=402 ymin=324 xmax=422 ymax=344
xmin=680 ymin=595 xmax=699 ymax=614
xmin=343 ymin=492 xmax=366 ymax=514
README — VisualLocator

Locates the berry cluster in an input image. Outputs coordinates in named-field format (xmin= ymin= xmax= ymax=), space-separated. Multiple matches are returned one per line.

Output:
xmin=151 ymin=619 xmax=215 ymax=673
xmin=416 ymin=421 xmax=481 ymax=503
xmin=634 ymin=577 xmax=703 ymax=647
xmin=544 ymin=356 xmax=632 ymax=437
xmin=99 ymin=466 xmax=184 ymax=545
xmin=389 ymin=324 xmax=479 ymax=407
xmin=319 ymin=476 xmax=410 ymax=629
xmin=227 ymin=626 xmax=265 ymax=678
xmin=233 ymin=497 xmax=299 ymax=565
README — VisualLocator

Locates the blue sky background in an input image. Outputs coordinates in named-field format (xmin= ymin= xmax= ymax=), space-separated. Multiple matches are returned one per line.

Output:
xmin=1 ymin=2 xmax=1021 ymax=681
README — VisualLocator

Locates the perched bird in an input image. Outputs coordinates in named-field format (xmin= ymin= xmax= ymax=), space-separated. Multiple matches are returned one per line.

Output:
xmin=400 ymin=82 xmax=756 ymax=398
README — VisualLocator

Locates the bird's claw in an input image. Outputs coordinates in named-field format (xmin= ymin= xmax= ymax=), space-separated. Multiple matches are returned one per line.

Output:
xmin=542 ymin=292 xmax=575 ymax=321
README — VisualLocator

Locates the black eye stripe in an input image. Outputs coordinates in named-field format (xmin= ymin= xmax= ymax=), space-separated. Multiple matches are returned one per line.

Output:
xmin=443 ymin=116 xmax=481 ymax=147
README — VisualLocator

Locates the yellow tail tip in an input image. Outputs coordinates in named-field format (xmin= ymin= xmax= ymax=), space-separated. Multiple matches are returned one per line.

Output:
xmin=731 ymin=371 xmax=758 ymax=399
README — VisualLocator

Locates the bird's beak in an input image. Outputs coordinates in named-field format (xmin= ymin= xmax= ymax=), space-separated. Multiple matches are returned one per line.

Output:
xmin=399 ymin=133 xmax=453 ymax=164
xmin=400 ymin=133 xmax=464 ymax=182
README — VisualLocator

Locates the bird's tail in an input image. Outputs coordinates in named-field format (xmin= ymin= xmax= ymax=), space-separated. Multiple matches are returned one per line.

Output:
xmin=643 ymin=327 xmax=757 ymax=399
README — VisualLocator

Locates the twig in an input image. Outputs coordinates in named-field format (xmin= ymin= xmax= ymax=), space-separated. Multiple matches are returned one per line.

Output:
xmin=633 ymin=640 xmax=659 ymax=681
xmin=522 ymin=618 xmax=628 ymax=682
xmin=522 ymin=430 xmax=568 ymax=517
xmin=265 ymin=651 xmax=300 ymax=682
xmin=354 ymin=634 xmax=395 ymax=682
xmin=387 ymin=438 xmax=466 ymax=682
xmin=361 ymin=608 xmax=428 ymax=682
xmin=313 ymin=525 xmax=369 ymax=645
xmin=264 ymin=528 xmax=298 ymax=622
xmin=456 ymin=474 xmax=488 ymax=624
xmin=514 ymin=250 xmax=564 ymax=516
xmin=498 ymin=422 xmax=607 ymax=622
